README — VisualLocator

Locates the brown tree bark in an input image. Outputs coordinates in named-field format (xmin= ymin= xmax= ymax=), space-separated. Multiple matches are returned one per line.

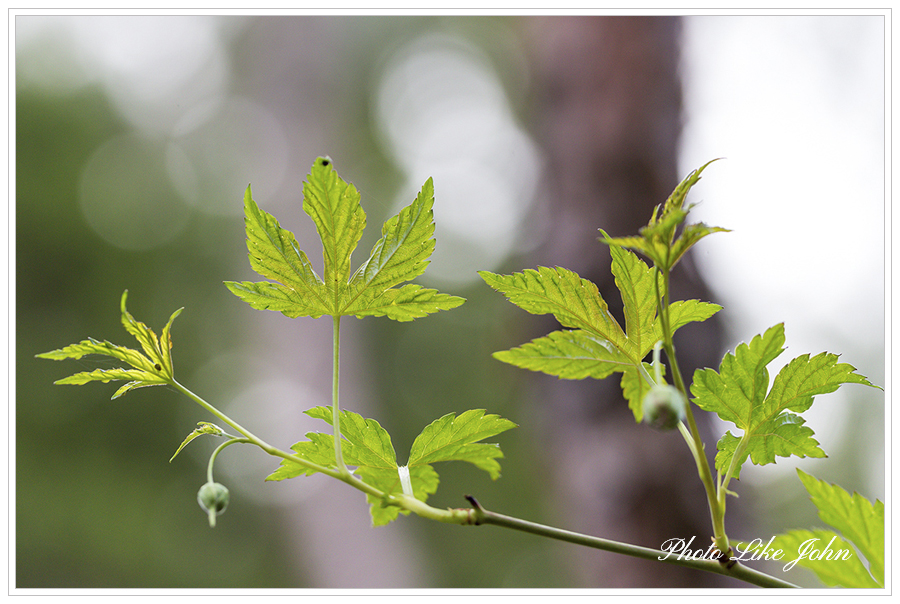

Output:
xmin=521 ymin=16 xmax=728 ymax=587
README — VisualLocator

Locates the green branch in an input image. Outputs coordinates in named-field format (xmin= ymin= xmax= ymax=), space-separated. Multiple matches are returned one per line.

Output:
xmin=655 ymin=268 xmax=728 ymax=555
xmin=464 ymin=496 xmax=798 ymax=588
xmin=170 ymin=378 xmax=793 ymax=588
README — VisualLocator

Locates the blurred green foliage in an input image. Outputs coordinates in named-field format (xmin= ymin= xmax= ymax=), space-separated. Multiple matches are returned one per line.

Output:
xmin=17 ymin=85 xmax=300 ymax=587
xmin=16 ymin=16 xmax=571 ymax=588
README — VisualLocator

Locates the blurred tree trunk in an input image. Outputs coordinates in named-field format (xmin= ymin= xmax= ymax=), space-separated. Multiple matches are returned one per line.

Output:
xmin=522 ymin=16 xmax=728 ymax=587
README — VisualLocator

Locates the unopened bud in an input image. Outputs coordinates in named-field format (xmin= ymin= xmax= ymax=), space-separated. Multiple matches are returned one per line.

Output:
xmin=642 ymin=385 xmax=686 ymax=430
xmin=197 ymin=481 xmax=230 ymax=527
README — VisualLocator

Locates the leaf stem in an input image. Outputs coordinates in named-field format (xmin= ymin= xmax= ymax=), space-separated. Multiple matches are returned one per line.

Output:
xmin=207 ymin=438 xmax=250 ymax=483
xmin=169 ymin=379 xmax=338 ymax=478
xmin=332 ymin=315 xmax=349 ymax=476
xmin=655 ymin=268 xmax=729 ymax=555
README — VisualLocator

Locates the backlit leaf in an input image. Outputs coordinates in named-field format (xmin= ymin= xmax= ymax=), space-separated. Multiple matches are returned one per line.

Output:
xmin=608 ymin=244 xmax=661 ymax=358
xmin=408 ymin=409 xmax=517 ymax=479
xmin=347 ymin=178 xmax=436 ymax=296
xmin=267 ymin=406 xmax=515 ymax=526
xmin=768 ymin=529 xmax=879 ymax=588
xmin=602 ymin=159 xmax=728 ymax=271
xmin=768 ymin=470 xmax=883 ymax=587
xmin=483 ymin=245 xmax=719 ymax=422
xmin=227 ymin=158 xmax=463 ymax=321
xmin=796 ymin=470 xmax=884 ymax=586
xmin=36 ymin=291 xmax=179 ymax=398
xmin=493 ymin=329 xmax=631 ymax=381
xmin=342 ymin=283 xmax=464 ymax=322
xmin=170 ymin=422 xmax=232 ymax=462
xmin=692 ymin=324 xmax=878 ymax=478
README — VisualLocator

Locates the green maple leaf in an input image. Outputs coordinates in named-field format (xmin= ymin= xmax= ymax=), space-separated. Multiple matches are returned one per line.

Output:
xmin=266 ymin=406 xmax=515 ymax=526
xmin=225 ymin=157 xmax=464 ymax=321
xmin=691 ymin=324 xmax=879 ymax=479
xmin=767 ymin=470 xmax=883 ymax=588
xmin=481 ymin=245 xmax=720 ymax=420
xmin=407 ymin=409 xmax=517 ymax=480
xmin=36 ymin=291 xmax=182 ymax=399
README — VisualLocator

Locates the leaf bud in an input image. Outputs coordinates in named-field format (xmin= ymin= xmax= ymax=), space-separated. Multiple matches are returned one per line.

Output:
xmin=642 ymin=384 xmax=686 ymax=430
xmin=197 ymin=481 xmax=230 ymax=527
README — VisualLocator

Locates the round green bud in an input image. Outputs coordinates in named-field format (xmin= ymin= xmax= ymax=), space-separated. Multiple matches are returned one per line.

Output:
xmin=642 ymin=384 xmax=687 ymax=430
xmin=197 ymin=481 xmax=229 ymax=527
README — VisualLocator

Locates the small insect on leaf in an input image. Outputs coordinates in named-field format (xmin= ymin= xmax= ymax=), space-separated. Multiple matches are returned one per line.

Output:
xmin=155 ymin=363 xmax=162 ymax=371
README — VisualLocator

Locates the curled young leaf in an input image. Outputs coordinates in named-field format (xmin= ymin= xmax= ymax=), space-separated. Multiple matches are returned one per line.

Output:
xmin=170 ymin=422 xmax=234 ymax=462
xmin=36 ymin=291 xmax=182 ymax=398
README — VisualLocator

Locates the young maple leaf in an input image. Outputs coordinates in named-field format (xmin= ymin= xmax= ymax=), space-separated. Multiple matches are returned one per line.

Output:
xmin=601 ymin=159 xmax=730 ymax=272
xmin=761 ymin=470 xmax=883 ymax=588
xmin=266 ymin=406 xmax=516 ymax=527
xmin=225 ymin=157 xmax=464 ymax=321
xmin=36 ymin=291 xmax=182 ymax=399
xmin=691 ymin=324 xmax=880 ymax=480
xmin=481 ymin=245 xmax=720 ymax=420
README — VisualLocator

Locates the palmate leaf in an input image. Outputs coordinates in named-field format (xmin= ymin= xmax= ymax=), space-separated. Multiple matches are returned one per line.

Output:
xmin=36 ymin=291 xmax=181 ymax=398
xmin=226 ymin=157 xmax=463 ymax=322
xmin=482 ymin=245 xmax=719 ymax=420
xmin=767 ymin=470 xmax=884 ymax=588
xmin=714 ymin=413 xmax=825 ymax=480
xmin=692 ymin=324 xmax=879 ymax=479
xmin=266 ymin=406 xmax=515 ymax=526
xmin=796 ymin=470 xmax=884 ymax=585
xmin=265 ymin=406 xmax=416 ymax=526
xmin=266 ymin=406 xmax=399 ymax=481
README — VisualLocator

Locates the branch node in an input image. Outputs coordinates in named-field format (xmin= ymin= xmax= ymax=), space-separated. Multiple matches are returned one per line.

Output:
xmin=464 ymin=494 xmax=485 ymax=525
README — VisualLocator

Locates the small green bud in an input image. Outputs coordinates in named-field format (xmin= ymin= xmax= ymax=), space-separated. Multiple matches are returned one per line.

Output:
xmin=197 ymin=481 xmax=230 ymax=528
xmin=642 ymin=384 xmax=686 ymax=430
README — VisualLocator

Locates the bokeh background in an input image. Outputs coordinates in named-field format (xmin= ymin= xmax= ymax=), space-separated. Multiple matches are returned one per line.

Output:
xmin=15 ymin=13 xmax=885 ymax=589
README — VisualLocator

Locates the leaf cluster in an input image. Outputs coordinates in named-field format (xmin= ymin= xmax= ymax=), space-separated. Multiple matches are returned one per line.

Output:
xmin=601 ymin=159 xmax=729 ymax=272
xmin=35 ymin=156 xmax=883 ymax=590
xmin=480 ymin=163 xmax=725 ymax=420
xmin=224 ymin=158 xmax=516 ymax=525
